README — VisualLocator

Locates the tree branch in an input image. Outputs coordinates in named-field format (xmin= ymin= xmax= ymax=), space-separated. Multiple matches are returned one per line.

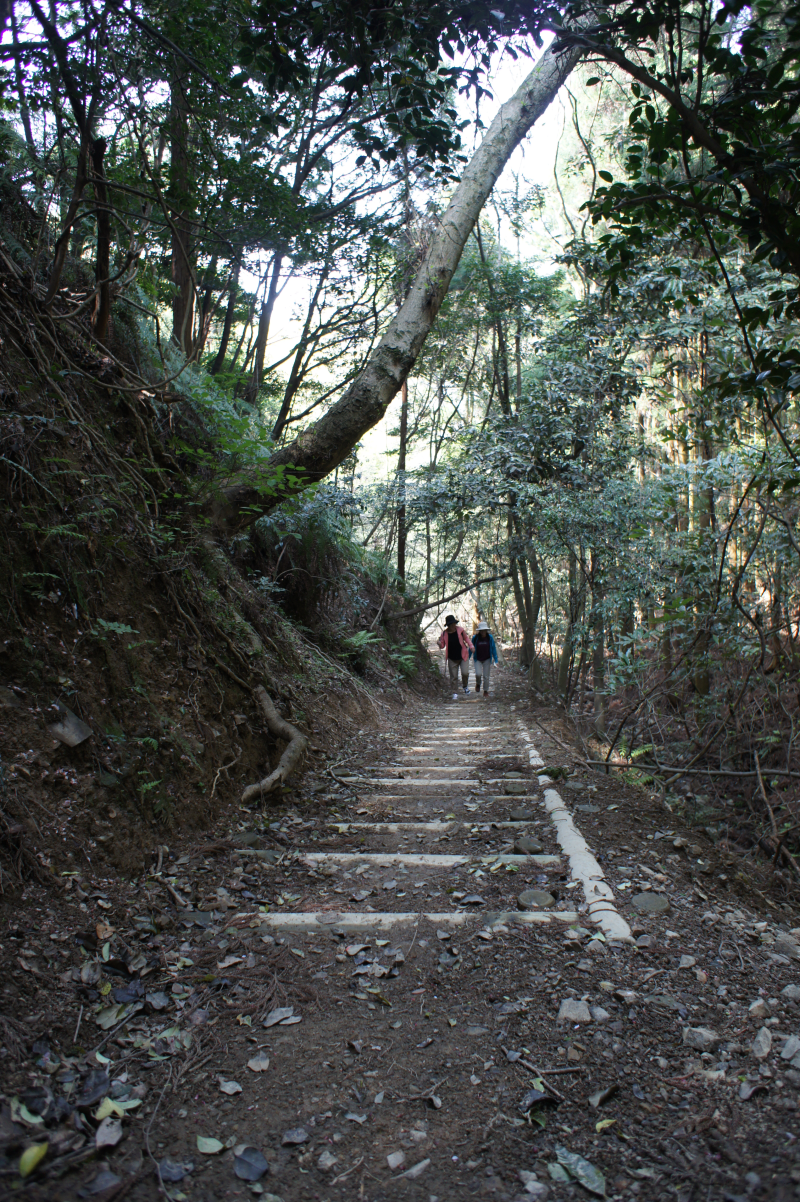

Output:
xmin=387 ymin=573 xmax=511 ymax=621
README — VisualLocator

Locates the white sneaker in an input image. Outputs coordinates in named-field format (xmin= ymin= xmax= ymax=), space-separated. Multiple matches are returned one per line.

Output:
xmin=464 ymin=687 xmax=471 ymax=695
xmin=452 ymin=693 xmax=459 ymax=701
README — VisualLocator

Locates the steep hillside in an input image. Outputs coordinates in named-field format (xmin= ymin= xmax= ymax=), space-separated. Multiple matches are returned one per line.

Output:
xmin=0 ymin=244 xmax=432 ymax=899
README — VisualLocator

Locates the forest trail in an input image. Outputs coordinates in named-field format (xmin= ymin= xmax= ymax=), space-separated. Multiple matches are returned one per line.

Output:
xmin=3 ymin=667 xmax=800 ymax=1201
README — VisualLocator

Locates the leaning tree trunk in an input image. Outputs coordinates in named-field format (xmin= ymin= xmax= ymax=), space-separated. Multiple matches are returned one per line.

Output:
xmin=208 ymin=33 xmax=584 ymax=533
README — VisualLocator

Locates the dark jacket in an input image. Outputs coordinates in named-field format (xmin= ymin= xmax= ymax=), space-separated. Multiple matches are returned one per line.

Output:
xmin=471 ymin=629 xmax=498 ymax=664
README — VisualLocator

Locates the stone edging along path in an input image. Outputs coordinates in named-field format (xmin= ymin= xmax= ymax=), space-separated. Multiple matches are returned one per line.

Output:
xmin=515 ymin=717 xmax=633 ymax=944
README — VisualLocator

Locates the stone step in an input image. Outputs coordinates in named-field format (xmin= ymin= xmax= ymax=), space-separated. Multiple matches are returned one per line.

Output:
xmin=300 ymin=851 xmax=561 ymax=868
xmin=253 ymin=909 xmax=580 ymax=931
xmin=337 ymin=776 xmax=530 ymax=787
xmin=324 ymin=820 xmax=539 ymax=833
xmin=337 ymin=777 xmax=476 ymax=787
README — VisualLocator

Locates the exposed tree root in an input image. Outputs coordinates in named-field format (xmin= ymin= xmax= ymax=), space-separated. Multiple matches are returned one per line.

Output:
xmin=242 ymin=685 xmax=309 ymax=804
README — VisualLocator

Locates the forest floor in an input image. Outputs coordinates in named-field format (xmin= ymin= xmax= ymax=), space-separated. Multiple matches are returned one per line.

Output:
xmin=2 ymin=662 xmax=800 ymax=1202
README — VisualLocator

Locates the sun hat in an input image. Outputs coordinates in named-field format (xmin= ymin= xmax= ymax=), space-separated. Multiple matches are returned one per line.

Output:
xmin=477 ymin=621 xmax=489 ymax=630
xmin=444 ymin=614 xmax=457 ymax=625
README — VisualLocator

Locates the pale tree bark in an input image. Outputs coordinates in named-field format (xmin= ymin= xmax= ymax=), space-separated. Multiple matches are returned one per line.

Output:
xmin=208 ymin=34 xmax=584 ymax=533
xmin=396 ymin=379 xmax=409 ymax=583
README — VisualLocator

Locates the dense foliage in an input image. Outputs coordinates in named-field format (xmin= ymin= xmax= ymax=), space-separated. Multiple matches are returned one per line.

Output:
xmin=1 ymin=0 xmax=799 ymax=874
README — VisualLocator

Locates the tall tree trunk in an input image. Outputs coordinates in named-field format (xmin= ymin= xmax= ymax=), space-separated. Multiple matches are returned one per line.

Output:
xmin=209 ymin=33 xmax=585 ymax=532
xmin=169 ymin=73 xmax=195 ymax=355
xmin=528 ymin=547 xmax=544 ymax=686
xmin=90 ymin=137 xmax=111 ymax=344
xmin=557 ymin=547 xmax=578 ymax=697
xmin=11 ymin=7 xmax=37 ymax=162
xmin=396 ymin=379 xmax=408 ymax=584
xmin=45 ymin=134 xmax=89 ymax=305
xmin=194 ymin=255 xmax=219 ymax=357
xmin=210 ymin=258 xmax=241 ymax=375
xmin=271 ymin=256 xmax=331 ymax=441
xmin=590 ymin=554 xmax=606 ymax=734
xmin=245 ymin=251 xmax=284 ymax=405
xmin=424 ymin=515 xmax=432 ymax=605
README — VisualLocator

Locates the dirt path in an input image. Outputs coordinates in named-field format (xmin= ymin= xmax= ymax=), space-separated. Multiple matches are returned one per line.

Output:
xmin=3 ymin=666 xmax=800 ymax=1201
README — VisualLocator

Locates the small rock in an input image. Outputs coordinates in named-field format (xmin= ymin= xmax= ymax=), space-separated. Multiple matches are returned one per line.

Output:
xmin=48 ymin=701 xmax=92 ymax=747
xmin=387 ymin=1151 xmax=406 ymax=1170
xmin=401 ymin=1158 xmax=430 ymax=1180
xmin=678 ymin=955 xmax=696 ymax=969
xmin=382 ymin=880 xmax=397 ymax=891
xmin=504 ymin=780 xmax=529 ymax=795
xmin=749 ymin=999 xmax=769 ymax=1020
xmin=682 ymin=1027 xmax=720 ymax=1052
xmin=514 ymin=836 xmax=544 ymax=855
xmin=158 ymin=1159 xmax=193 ymax=1183
xmin=631 ymin=893 xmax=670 ymax=914
xmin=509 ymin=808 xmax=535 ymax=821
xmin=773 ymin=934 xmax=800 ymax=960
xmin=518 ymin=890 xmax=555 ymax=911
xmin=558 ymin=999 xmax=592 ymax=1023
xmin=781 ymin=984 xmax=800 ymax=1001
xmin=780 ymin=1035 xmax=800 ymax=1061
xmin=281 ymin=1128 xmax=309 ymax=1146
xmin=519 ymin=1170 xmax=551 ymax=1199
xmin=460 ymin=894 xmax=484 ymax=906
xmin=739 ymin=1080 xmax=768 ymax=1101
xmin=590 ymin=1006 xmax=611 ymax=1023
xmin=635 ymin=935 xmax=653 ymax=949
xmin=317 ymin=1150 xmax=337 ymax=1171
xmin=751 ymin=1027 xmax=772 ymax=1060
xmin=84 ymin=1171 xmax=122 ymax=1195
xmin=745 ymin=1172 xmax=761 ymax=1192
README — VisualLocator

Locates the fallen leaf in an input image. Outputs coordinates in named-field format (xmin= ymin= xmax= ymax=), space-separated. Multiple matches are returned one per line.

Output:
xmin=588 ymin=1084 xmax=619 ymax=1109
xmin=595 ymin=1119 xmax=617 ymax=1133
xmin=96 ymin=1117 xmax=123 ymax=1149
xmin=196 ymin=1136 xmax=224 ymax=1155
xmin=20 ymin=1143 xmax=48 ymax=1178
xmin=218 ymin=1078 xmax=242 ymax=1096
xmin=264 ymin=1006 xmax=295 ymax=1027
xmin=247 ymin=1054 xmax=270 ymax=1073
xmin=233 ymin=1146 xmax=269 ymax=1181
xmin=95 ymin=1098 xmax=125 ymax=1120
xmin=556 ymin=1147 xmax=605 ymax=1197
xmin=217 ymin=955 xmax=244 ymax=969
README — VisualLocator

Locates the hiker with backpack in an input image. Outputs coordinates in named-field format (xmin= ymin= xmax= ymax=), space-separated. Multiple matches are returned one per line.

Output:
xmin=437 ymin=613 xmax=474 ymax=701
xmin=472 ymin=620 xmax=498 ymax=698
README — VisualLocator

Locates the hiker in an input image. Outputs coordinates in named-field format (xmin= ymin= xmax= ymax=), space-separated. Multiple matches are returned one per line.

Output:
xmin=437 ymin=613 xmax=473 ymax=700
xmin=472 ymin=620 xmax=498 ymax=698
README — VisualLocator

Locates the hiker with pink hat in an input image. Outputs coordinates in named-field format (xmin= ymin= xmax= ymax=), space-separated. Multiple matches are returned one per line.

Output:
xmin=437 ymin=614 xmax=473 ymax=701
